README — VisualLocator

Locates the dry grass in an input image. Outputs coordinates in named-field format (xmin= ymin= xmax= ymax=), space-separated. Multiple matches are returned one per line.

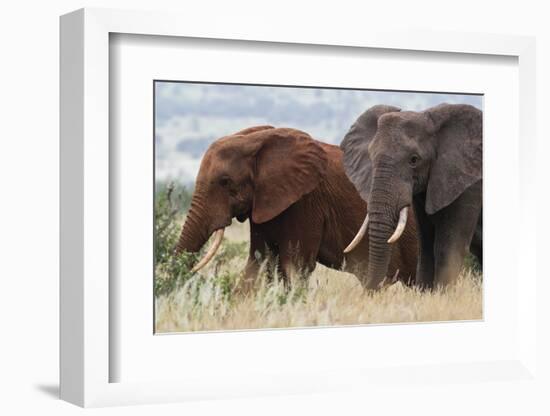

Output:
xmin=155 ymin=220 xmax=483 ymax=333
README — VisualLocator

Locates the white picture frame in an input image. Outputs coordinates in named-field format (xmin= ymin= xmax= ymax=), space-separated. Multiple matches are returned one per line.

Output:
xmin=60 ymin=7 xmax=539 ymax=408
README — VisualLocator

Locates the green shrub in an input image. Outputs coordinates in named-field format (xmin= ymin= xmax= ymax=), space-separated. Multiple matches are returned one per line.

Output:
xmin=154 ymin=182 xmax=198 ymax=296
xmin=154 ymin=182 xmax=251 ymax=298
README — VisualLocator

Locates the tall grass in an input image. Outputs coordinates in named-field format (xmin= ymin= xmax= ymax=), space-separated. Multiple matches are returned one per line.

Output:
xmin=154 ymin=182 xmax=483 ymax=333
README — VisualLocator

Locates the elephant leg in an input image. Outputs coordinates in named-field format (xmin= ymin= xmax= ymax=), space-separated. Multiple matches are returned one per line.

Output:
xmin=272 ymin=208 xmax=323 ymax=286
xmin=433 ymin=182 xmax=482 ymax=287
xmin=413 ymin=194 xmax=436 ymax=289
xmin=433 ymin=234 xmax=468 ymax=288
xmin=278 ymin=242 xmax=315 ymax=285
xmin=238 ymin=224 xmax=274 ymax=293
xmin=278 ymin=236 xmax=321 ymax=286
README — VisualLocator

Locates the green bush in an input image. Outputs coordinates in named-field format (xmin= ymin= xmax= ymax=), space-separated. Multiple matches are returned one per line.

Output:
xmin=154 ymin=182 xmax=198 ymax=296
xmin=154 ymin=182 xmax=250 ymax=299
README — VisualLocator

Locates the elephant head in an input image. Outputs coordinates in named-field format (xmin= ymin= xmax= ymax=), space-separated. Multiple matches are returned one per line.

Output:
xmin=341 ymin=103 xmax=482 ymax=289
xmin=175 ymin=126 xmax=328 ymax=271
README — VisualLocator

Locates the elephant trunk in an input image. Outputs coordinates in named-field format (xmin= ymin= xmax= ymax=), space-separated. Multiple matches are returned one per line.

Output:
xmin=175 ymin=189 xmax=211 ymax=255
xmin=364 ymin=160 xmax=401 ymax=290
xmin=365 ymin=213 xmax=396 ymax=290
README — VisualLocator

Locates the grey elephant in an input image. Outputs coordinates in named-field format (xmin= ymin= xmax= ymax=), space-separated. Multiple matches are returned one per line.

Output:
xmin=340 ymin=103 xmax=482 ymax=290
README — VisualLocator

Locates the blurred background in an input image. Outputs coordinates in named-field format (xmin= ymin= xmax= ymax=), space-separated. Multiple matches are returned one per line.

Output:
xmin=155 ymin=82 xmax=483 ymax=185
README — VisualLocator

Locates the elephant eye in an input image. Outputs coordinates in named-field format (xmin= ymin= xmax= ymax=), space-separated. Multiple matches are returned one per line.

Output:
xmin=409 ymin=155 xmax=420 ymax=167
xmin=219 ymin=176 xmax=231 ymax=187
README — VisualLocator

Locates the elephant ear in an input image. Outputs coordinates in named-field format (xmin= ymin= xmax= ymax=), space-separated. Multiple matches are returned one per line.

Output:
xmin=424 ymin=103 xmax=482 ymax=215
xmin=232 ymin=125 xmax=274 ymax=136
xmin=251 ymin=128 xmax=328 ymax=224
xmin=340 ymin=105 xmax=401 ymax=200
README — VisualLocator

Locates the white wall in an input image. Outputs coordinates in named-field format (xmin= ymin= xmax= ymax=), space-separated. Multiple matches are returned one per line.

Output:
xmin=1 ymin=1 xmax=548 ymax=414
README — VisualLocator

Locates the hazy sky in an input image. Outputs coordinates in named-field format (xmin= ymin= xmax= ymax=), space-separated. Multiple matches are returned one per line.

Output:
xmin=155 ymin=82 xmax=483 ymax=184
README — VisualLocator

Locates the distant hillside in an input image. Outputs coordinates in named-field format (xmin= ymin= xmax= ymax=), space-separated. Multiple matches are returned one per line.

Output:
xmin=155 ymin=82 xmax=483 ymax=184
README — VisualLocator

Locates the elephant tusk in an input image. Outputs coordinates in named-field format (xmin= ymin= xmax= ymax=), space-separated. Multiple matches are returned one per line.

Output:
xmin=191 ymin=228 xmax=225 ymax=273
xmin=344 ymin=214 xmax=369 ymax=253
xmin=387 ymin=207 xmax=408 ymax=244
